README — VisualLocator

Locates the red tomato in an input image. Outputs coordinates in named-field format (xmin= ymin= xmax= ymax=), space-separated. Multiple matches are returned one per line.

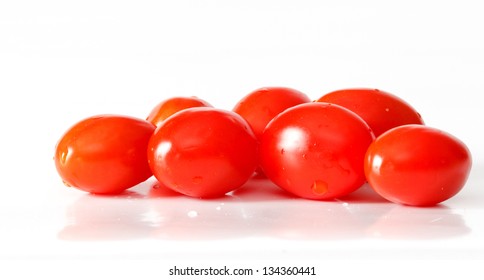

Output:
xmin=54 ymin=115 xmax=155 ymax=194
xmin=260 ymin=102 xmax=375 ymax=200
xmin=317 ymin=88 xmax=424 ymax=137
xmin=365 ymin=125 xmax=472 ymax=206
xmin=233 ymin=87 xmax=310 ymax=140
xmin=148 ymin=108 xmax=258 ymax=198
xmin=147 ymin=96 xmax=212 ymax=127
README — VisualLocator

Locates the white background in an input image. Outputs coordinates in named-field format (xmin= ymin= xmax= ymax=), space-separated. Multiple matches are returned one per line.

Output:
xmin=1 ymin=0 xmax=483 ymax=279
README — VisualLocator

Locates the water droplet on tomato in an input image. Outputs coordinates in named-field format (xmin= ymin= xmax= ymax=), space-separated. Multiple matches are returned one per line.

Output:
xmin=280 ymin=149 xmax=285 ymax=154
xmin=187 ymin=210 xmax=198 ymax=218
xmin=385 ymin=108 xmax=390 ymax=112
xmin=60 ymin=147 xmax=72 ymax=165
xmin=302 ymin=154 xmax=307 ymax=160
xmin=312 ymin=180 xmax=328 ymax=195
xmin=192 ymin=176 xmax=203 ymax=184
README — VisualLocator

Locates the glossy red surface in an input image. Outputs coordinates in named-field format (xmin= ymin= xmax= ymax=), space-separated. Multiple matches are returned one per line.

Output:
xmin=260 ymin=102 xmax=375 ymax=200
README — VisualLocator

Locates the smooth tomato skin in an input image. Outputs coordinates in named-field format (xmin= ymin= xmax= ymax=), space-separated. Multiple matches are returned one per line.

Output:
xmin=233 ymin=87 xmax=311 ymax=140
xmin=317 ymin=88 xmax=424 ymax=137
xmin=365 ymin=125 xmax=472 ymax=206
xmin=147 ymin=96 xmax=212 ymax=127
xmin=260 ymin=102 xmax=375 ymax=200
xmin=54 ymin=115 xmax=155 ymax=194
xmin=148 ymin=108 xmax=258 ymax=198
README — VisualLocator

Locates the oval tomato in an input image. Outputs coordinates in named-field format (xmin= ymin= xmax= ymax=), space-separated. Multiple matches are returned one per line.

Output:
xmin=54 ymin=115 xmax=155 ymax=194
xmin=233 ymin=87 xmax=310 ymax=140
xmin=147 ymin=108 xmax=258 ymax=198
xmin=147 ymin=96 xmax=212 ymax=127
xmin=317 ymin=88 xmax=424 ymax=137
xmin=364 ymin=125 xmax=472 ymax=206
xmin=260 ymin=102 xmax=375 ymax=200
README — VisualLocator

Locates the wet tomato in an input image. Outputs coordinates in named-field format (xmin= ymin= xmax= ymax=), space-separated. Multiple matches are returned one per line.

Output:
xmin=233 ymin=87 xmax=310 ymax=176
xmin=147 ymin=96 xmax=212 ymax=127
xmin=147 ymin=108 xmax=258 ymax=198
xmin=54 ymin=115 xmax=155 ymax=194
xmin=317 ymin=88 xmax=424 ymax=137
xmin=260 ymin=102 xmax=375 ymax=200
xmin=365 ymin=125 xmax=472 ymax=206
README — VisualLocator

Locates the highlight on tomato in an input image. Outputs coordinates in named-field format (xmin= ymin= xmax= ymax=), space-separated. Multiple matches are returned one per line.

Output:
xmin=317 ymin=88 xmax=424 ymax=137
xmin=54 ymin=115 xmax=155 ymax=194
xmin=147 ymin=107 xmax=258 ymax=198
xmin=364 ymin=124 xmax=472 ymax=206
xmin=259 ymin=102 xmax=375 ymax=200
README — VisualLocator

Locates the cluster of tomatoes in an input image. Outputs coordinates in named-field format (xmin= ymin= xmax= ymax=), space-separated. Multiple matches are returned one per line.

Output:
xmin=54 ymin=87 xmax=472 ymax=206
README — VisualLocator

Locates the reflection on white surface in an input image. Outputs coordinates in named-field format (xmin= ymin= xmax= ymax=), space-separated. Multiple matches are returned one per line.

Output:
xmin=58 ymin=177 xmax=470 ymax=241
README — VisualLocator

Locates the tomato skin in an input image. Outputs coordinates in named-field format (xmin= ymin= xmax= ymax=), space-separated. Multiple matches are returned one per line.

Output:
xmin=317 ymin=88 xmax=424 ymax=137
xmin=364 ymin=125 xmax=472 ymax=206
xmin=147 ymin=96 xmax=212 ymax=127
xmin=233 ymin=87 xmax=311 ymax=140
xmin=147 ymin=108 xmax=258 ymax=198
xmin=54 ymin=115 xmax=155 ymax=194
xmin=260 ymin=102 xmax=375 ymax=200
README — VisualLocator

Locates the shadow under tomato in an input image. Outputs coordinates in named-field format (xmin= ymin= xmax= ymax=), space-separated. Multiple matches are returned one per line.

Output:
xmin=336 ymin=183 xmax=389 ymax=204
xmin=58 ymin=177 xmax=471 ymax=241
xmin=229 ymin=176 xmax=299 ymax=202
xmin=147 ymin=181 xmax=183 ymax=198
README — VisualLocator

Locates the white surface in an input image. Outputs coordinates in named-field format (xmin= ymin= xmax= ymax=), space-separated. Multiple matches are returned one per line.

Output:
xmin=1 ymin=0 xmax=483 ymax=278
